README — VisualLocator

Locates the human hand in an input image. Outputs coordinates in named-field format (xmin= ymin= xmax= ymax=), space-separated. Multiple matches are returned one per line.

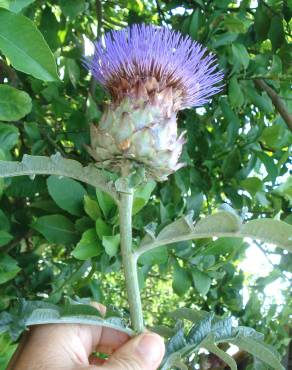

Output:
xmin=8 ymin=303 xmax=165 ymax=370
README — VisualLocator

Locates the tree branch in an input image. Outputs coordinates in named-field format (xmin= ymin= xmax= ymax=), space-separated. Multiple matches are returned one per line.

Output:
xmin=0 ymin=58 xmax=19 ymax=87
xmin=89 ymin=1 xmax=103 ymax=101
xmin=40 ymin=128 xmax=67 ymax=158
xmin=95 ymin=0 xmax=103 ymax=38
xmin=254 ymin=79 xmax=292 ymax=132
xmin=155 ymin=0 xmax=166 ymax=24
xmin=0 ymin=154 xmax=118 ymax=202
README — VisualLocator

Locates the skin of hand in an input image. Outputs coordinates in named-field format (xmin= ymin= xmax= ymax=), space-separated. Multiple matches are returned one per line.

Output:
xmin=8 ymin=303 xmax=165 ymax=370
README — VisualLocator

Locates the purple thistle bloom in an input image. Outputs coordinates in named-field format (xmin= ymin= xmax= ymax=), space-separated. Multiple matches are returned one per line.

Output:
xmin=85 ymin=24 xmax=223 ymax=110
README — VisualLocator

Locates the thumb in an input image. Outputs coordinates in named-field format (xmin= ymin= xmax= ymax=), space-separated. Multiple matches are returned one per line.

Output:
xmin=100 ymin=332 xmax=165 ymax=370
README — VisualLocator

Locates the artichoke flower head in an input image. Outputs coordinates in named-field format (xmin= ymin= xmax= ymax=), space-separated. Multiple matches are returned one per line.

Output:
xmin=85 ymin=24 xmax=223 ymax=181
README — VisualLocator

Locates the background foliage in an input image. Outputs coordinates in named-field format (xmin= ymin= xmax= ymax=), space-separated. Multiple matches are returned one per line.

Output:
xmin=0 ymin=0 xmax=291 ymax=368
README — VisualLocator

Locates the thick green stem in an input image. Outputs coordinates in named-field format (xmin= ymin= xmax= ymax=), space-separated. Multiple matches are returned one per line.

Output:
xmin=119 ymin=187 xmax=144 ymax=333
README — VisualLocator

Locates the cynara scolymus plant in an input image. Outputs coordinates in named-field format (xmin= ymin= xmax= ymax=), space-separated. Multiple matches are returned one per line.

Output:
xmin=83 ymin=23 xmax=223 ymax=334
xmin=0 ymin=22 xmax=291 ymax=370
xmin=85 ymin=24 xmax=223 ymax=180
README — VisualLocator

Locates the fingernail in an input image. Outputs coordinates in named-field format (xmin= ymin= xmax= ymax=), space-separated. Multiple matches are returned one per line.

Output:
xmin=135 ymin=333 xmax=165 ymax=365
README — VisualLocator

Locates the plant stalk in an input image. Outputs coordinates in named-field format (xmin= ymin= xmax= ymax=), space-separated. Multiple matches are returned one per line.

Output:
xmin=119 ymin=187 xmax=144 ymax=333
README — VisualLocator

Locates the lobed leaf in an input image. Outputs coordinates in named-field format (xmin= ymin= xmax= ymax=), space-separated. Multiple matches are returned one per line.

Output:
xmin=241 ymin=219 xmax=292 ymax=252
xmin=230 ymin=335 xmax=284 ymax=370
xmin=137 ymin=210 xmax=292 ymax=258
xmin=0 ymin=154 xmax=118 ymax=200
xmin=203 ymin=341 xmax=237 ymax=370
xmin=3 ymin=300 xmax=133 ymax=340
xmin=161 ymin=308 xmax=284 ymax=370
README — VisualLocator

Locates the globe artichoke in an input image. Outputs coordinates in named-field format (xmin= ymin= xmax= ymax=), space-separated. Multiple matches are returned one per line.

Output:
xmin=85 ymin=24 xmax=223 ymax=181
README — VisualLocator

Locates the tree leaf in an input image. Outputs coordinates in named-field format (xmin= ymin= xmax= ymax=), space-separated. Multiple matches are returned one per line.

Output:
xmin=240 ymin=177 xmax=263 ymax=197
xmin=0 ymin=8 xmax=58 ymax=81
xmin=0 ymin=85 xmax=32 ymax=121
xmin=189 ymin=9 xmax=202 ymax=40
xmin=65 ymin=58 xmax=80 ymax=88
xmin=224 ymin=14 xmax=250 ymax=33
xmin=61 ymin=302 xmax=103 ymax=317
xmin=133 ymin=180 xmax=156 ymax=215
xmin=95 ymin=218 xmax=111 ymax=239
xmin=231 ymin=43 xmax=249 ymax=69
xmin=268 ymin=15 xmax=285 ymax=51
xmin=0 ymin=123 xmax=19 ymax=150
xmin=102 ymin=234 xmax=120 ymax=257
xmin=259 ymin=124 xmax=288 ymax=149
xmin=0 ymin=209 xmax=10 ymax=231
xmin=139 ymin=246 xmax=168 ymax=265
xmin=228 ymin=77 xmax=244 ymax=108
xmin=255 ymin=151 xmax=278 ymax=184
xmin=0 ymin=0 xmax=9 ymax=9
xmin=8 ymin=0 xmax=35 ymax=13
xmin=201 ymin=237 xmax=244 ymax=256
xmin=47 ymin=176 xmax=87 ymax=216
xmin=59 ymin=0 xmax=86 ymax=19
xmin=96 ymin=189 xmax=116 ymax=219
xmin=0 ymin=253 xmax=20 ymax=284
xmin=254 ymin=4 xmax=271 ymax=41
xmin=72 ymin=229 xmax=102 ymax=260
xmin=172 ymin=262 xmax=192 ymax=296
xmin=222 ymin=148 xmax=241 ymax=178
xmin=32 ymin=214 xmax=77 ymax=244
xmin=212 ymin=32 xmax=238 ymax=48
xmin=0 ymin=230 xmax=13 ymax=247
xmin=245 ymin=87 xmax=273 ymax=114
xmin=274 ymin=176 xmax=292 ymax=205
xmin=191 ymin=268 xmax=211 ymax=296
xmin=170 ymin=308 xmax=209 ymax=324
xmin=84 ymin=195 xmax=101 ymax=220
xmin=220 ymin=97 xmax=240 ymax=145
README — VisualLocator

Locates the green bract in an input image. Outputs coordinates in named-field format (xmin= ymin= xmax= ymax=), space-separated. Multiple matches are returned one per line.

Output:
xmin=87 ymin=97 xmax=185 ymax=181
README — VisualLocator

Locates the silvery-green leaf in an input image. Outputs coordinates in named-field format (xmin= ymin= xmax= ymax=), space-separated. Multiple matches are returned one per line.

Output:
xmin=241 ymin=219 xmax=292 ymax=251
xmin=0 ymin=154 xmax=118 ymax=200
xmin=229 ymin=335 xmax=284 ymax=370
xmin=186 ymin=313 xmax=213 ymax=346
xmin=203 ymin=341 xmax=237 ymax=370
xmin=194 ymin=211 xmax=241 ymax=234
xmin=157 ymin=213 xmax=194 ymax=242
xmin=137 ymin=210 xmax=292 ymax=258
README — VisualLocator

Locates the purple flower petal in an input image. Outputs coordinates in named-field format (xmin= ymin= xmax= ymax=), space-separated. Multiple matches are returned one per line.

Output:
xmin=85 ymin=24 xmax=223 ymax=109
